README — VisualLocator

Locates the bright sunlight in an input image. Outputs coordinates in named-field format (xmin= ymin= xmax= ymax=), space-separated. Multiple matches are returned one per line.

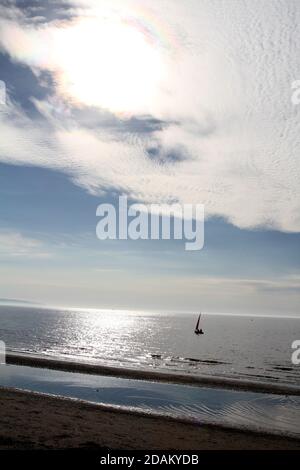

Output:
xmin=53 ymin=16 xmax=165 ymax=115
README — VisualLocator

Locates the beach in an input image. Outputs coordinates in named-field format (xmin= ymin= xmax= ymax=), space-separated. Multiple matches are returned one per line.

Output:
xmin=1 ymin=311 xmax=300 ymax=450
xmin=1 ymin=387 xmax=299 ymax=450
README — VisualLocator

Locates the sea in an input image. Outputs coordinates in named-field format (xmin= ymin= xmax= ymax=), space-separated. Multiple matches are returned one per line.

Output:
xmin=0 ymin=304 xmax=299 ymax=388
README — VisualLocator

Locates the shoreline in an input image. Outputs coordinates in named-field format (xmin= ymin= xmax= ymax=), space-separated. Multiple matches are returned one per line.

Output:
xmin=1 ymin=387 xmax=299 ymax=450
xmin=6 ymin=352 xmax=300 ymax=396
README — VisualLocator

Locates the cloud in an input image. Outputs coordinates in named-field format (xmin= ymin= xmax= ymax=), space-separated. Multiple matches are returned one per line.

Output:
xmin=0 ymin=231 xmax=52 ymax=258
xmin=186 ymin=275 xmax=300 ymax=295
xmin=0 ymin=0 xmax=299 ymax=232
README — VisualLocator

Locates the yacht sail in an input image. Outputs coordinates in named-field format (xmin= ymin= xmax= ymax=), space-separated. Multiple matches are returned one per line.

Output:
xmin=194 ymin=313 xmax=204 ymax=335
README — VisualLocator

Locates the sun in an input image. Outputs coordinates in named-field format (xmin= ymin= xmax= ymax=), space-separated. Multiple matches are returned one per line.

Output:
xmin=53 ymin=16 xmax=165 ymax=115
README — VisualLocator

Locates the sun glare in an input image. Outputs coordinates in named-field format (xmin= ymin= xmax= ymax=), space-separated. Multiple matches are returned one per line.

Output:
xmin=53 ymin=17 xmax=165 ymax=115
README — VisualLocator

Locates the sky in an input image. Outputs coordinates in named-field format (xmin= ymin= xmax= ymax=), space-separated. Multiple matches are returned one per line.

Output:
xmin=0 ymin=0 xmax=299 ymax=314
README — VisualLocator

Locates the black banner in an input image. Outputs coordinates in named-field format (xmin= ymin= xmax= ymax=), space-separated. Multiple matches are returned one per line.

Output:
xmin=0 ymin=450 xmax=298 ymax=467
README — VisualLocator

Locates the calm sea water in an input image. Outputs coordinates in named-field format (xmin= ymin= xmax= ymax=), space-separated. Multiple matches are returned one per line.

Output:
xmin=0 ymin=305 xmax=299 ymax=387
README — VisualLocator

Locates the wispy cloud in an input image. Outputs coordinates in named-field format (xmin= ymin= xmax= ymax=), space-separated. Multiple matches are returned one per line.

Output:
xmin=0 ymin=231 xmax=52 ymax=258
xmin=179 ymin=275 xmax=300 ymax=295
xmin=0 ymin=0 xmax=299 ymax=232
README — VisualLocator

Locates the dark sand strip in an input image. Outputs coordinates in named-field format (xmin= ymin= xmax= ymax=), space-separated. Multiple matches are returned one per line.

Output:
xmin=0 ymin=387 xmax=299 ymax=450
xmin=6 ymin=352 xmax=300 ymax=396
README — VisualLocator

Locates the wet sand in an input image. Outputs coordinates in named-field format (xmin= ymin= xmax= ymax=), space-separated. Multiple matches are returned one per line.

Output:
xmin=0 ymin=387 xmax=299 ymax=450
xmin=6 ymin=352 xmax=300 ymax=396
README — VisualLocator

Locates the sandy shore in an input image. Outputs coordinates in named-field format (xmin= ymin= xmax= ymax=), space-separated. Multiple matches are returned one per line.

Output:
xmin=0 ymin=387 xmax=299 ymax=450
xmin=6 ymin=352 xmax=300 ymax=396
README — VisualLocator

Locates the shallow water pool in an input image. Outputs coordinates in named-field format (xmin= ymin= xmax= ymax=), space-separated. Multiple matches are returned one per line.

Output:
xmin=0 ymin=364 xmax=299 ymax=439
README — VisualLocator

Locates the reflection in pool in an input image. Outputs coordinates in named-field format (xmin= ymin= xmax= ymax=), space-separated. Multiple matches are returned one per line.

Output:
xmin=0 ymin=364 xmax=299 ymax=439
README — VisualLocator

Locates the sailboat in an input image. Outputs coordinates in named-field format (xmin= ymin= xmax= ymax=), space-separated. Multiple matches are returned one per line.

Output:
xmin=194 ymin=313 xmax=204 ymax=335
